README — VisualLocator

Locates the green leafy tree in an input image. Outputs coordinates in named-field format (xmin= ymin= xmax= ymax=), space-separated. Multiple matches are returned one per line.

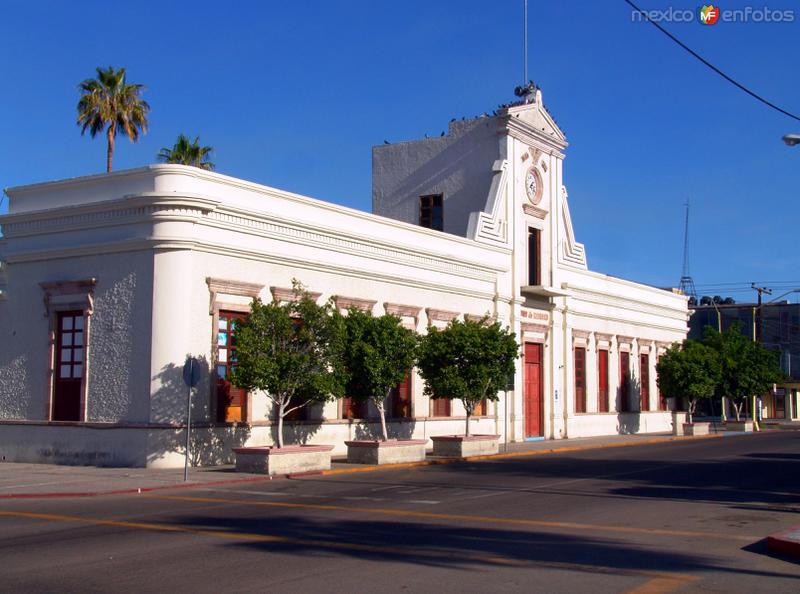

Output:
xmin=338 ymin=308 xmax=417 ymax=441
xmin=157 ymin=134 xmax=215 ymax=170
xmin=417 ymin=317 xmax=518 ymax=435
xmin=230 ymin=283 xmax=345 ymax=448
xmin=77 ymin=66 xmax=150 ymax=172
xmin=702 ymin=324 xmax=785 ymax=421
xmin=656 ymin=339 xmax=721 ymax=423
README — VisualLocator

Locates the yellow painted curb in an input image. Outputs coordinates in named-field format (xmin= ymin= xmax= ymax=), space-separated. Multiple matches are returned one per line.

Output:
xmin=319 ymin=433 xmax=723 ymax=477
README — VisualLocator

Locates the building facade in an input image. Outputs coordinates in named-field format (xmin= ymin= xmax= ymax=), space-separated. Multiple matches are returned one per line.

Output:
xmin=689 ymin=302 xmax=799 ymax=421
xmin=0 ymin=89 xmax=688 ymax=467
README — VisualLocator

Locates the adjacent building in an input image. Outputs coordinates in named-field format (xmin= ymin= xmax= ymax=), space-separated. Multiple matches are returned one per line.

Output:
xmin=0 ymin=88 xmax=689 ymax=467
xmin=689 ymin=302 xmax=799 ymax=420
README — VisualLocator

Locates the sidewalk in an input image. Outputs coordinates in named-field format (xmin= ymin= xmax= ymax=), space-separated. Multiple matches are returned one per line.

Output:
xmin=0 ymin=430 xmax=734 ymax=499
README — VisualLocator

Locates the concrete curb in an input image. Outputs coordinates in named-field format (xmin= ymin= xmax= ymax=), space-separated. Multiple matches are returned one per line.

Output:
xmin=320 ymin=433 xmax=724 ymax=476
xmin=767 ymin=525 xmax=800 ymax=559
xmin=0 ymin=473 xmax=279 ymax=500
xmin=0 ymin=432 xmax=724 ymax=499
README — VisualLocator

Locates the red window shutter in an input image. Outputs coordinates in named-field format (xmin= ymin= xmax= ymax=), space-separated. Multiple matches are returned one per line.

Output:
xmin=640 ymin=354 xmax=650 ymax=412
xmin=574 ymin=347 xmax=586 ymax=413
xmin=619 ymin=351 xmax=630 ymax=412
xmin=598 ymin=350 xmax=609 ymax=413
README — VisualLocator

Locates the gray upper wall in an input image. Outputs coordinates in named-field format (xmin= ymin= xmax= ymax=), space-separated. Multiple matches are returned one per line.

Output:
xmin=372 ymin=117 xmax=504 ymax=237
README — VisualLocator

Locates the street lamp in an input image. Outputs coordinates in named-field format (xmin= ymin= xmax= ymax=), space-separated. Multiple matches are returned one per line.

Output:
xmin=783 ymin=134 xmax=800 ymax=147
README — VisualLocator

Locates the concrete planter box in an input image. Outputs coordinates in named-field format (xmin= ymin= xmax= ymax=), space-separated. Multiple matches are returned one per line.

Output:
xmin=344 ymin=439 xmax=428 ymax=465
xmin=431 ymin=434 xmax=500 ymax=458
xmin=233 ymin=444 xmax=334 ymax=475
xmin=671 ymin=411 xmax=688 ymax=436
xmin=683 ymin=422 xmax=710 ymax=436
xmin=727 ymin=420 xmax=754 ymax=432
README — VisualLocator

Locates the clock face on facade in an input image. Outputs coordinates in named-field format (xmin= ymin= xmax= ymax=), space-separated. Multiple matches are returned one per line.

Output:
xmin=525 ymin=167 xmax=542 ymax=204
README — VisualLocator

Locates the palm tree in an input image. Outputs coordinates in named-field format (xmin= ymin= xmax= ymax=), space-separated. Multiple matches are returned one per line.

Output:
xmin=77 ymin=66 xmax=150 ymax=173
xmin=157 ymin=134 xmax=215 ymax=170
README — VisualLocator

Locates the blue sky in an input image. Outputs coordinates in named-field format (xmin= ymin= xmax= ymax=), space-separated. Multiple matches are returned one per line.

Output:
xmin=1 ymin=0 xmax=798 ymax=301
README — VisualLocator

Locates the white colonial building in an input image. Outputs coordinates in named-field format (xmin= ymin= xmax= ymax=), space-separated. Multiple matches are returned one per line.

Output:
xmin=0 ymin=88 xmax=688 ymax=467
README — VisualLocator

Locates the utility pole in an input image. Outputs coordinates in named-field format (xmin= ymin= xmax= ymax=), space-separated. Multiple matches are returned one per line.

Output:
xmin=752 ymin=283 xmax=772 ymax=342
xmin=750 ymin=283 xmax=772 ymax=431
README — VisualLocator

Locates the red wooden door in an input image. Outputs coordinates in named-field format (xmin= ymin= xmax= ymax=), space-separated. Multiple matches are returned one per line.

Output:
xmin=639 ymin=354 xmax=650 ymax=411
xmin=390 ymin=372 xmax=412 ymax=418
xmin=53 ymin=311 xmax=85 ymax=421
xmin=574 ymin=347 xmax=586 ymax=413
xmin=341 ymin=396 xmax=367 ymax=419
xmin=524 ymin=343 xmax=543 ymax=437
xmin=431 ymin=397 xmax=451 ymax=417
xmin=216 ymin=311 xmax=248 ymax=422
xmin=619 ymin=351 xmax=631 ymax=412
xmin=598 ymin=349 xmax=609 ymax=413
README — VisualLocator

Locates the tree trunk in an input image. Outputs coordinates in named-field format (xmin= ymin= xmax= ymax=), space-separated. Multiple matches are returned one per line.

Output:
xmin=106 ymin=125 xmax=115 ymax=173
xmin=733 ymin=401 xmax=743 ymax=422
xmin=277 ymin=401 xmax=285 ymax=448
xmin=687 ymin=399 xmax=696 ymax=424
xmin=375 ymin=397 xmax=388 ymax=441
xmin=464 ymin=401 xmax=472 ymax=436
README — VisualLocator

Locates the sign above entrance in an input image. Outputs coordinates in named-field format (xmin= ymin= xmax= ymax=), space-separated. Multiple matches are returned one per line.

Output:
xmin=521 ymin=308 xmax=549 ymax=323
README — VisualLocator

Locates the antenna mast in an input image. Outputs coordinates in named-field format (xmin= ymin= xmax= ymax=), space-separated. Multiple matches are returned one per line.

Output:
xmin=523 ymin=0 xmax=528 ymax=83
xmin=679 ymin=199 xmax=698 ymax=301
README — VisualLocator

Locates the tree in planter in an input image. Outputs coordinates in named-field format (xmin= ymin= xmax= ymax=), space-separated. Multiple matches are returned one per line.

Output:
xmin=230 ymin=285 xmax=345 ymax=448
xmin=656 ymin=339 xmax=720 ymax=423
xmin=338 ymin=308 xmax=418 ymax=441
xmin=417 ymin=317 xmax=518 ymax=436
xmin=702 ymin=324 xmax=785 ymax=422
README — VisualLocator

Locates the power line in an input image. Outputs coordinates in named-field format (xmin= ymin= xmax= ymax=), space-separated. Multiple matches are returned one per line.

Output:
xmin=623 ymin=0 xmax=800 ymax=122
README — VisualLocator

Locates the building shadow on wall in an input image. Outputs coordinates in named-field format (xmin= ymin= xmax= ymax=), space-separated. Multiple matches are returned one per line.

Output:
xmin=275 ymin=403 xmax=324 ymax=446
xmin=617 ymin=373 xmax=641 ymax=435
xmin=150 ymin=356 xmax=250 ymax=467
xmin=353 ymin=417 xmax=416 ymax=440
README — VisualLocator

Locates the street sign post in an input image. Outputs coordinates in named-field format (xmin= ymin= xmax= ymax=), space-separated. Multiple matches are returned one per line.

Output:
xmin=182 ymin=357 xmax=200 ymax=482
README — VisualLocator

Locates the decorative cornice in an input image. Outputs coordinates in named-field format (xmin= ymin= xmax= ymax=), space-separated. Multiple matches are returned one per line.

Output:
xmin=595 ymin=333 xmax=613 ymax=342
xmin=335 ymin=295 xmax=377 ymax=312
xmin=384 ymin=302 xmax=422 ymax=325
xmin=40 ymin=278 xmax=96 ymax=318
xmin=504 ymin=115 xmax=568 ymax=153
xmin=522 ymin=203 xmax=548 ymax=219
xmin=617 ymin=335 xmax=634 ymax=345
xmin=207 ymin=278 xmax=263 ymax=298
xmin=560 ymin=283 xmax=688 ymax=320
xmin=207 ymin=205 xmax=504 ymax=281
xmin=521 ymin=322 xmax=549 ymax=334
xmin=0 ymin=193 xmax=220 ymax=238
xmin=270 ymin=286 xmax=322 ymax=303
xmin=426 ymin=308 xmax=459 ymax=323
xmin=207 ymin=278 xmax=263 ymax=315
xmin=465 ymin=313 xmax=492 ymax=323
xmin=572 ymin=329 xmax=590 ymax=339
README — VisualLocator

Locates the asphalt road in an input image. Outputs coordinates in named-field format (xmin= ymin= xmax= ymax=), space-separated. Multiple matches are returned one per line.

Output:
xmin=1 ymin=432 xmax=799 ymax=593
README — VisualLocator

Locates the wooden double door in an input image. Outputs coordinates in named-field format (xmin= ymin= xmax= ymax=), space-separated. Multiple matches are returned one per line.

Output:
xmin=523 ymin=342 xmax=544 ymax=438
xmin=216 ymin=311 xmax=248 ymax=422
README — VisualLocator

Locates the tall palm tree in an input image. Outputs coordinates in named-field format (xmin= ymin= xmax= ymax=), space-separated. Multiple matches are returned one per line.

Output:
xmin=157 ymin=134 xmax=215 ymax=170
xmin=77 ymin=66 xmax=150 ymax=173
